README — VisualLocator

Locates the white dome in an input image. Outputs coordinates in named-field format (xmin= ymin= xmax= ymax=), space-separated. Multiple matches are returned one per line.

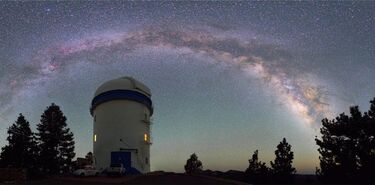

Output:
xmin=94 ymin=76 xmax=151 ymax=97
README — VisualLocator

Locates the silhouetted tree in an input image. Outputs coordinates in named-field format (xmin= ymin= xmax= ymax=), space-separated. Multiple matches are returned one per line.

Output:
xmin=0 ymin=114 xmax=38 ymax=170
xmin=245 ymin=150 xmax=269 ymax=184
xmin=184 ymin=153 xmax=203 ymax=174
xmin=316 ymin=98 xmax=375 ymax=184
xmin=270 ymin=138 xmax=296 ymax=183
xmin=358 ymin=98 xmax=375 ymax=182
xmin=36 ymin=103 xmax=75 ymax=175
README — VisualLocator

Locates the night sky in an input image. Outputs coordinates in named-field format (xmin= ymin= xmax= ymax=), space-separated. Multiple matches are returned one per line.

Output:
xmin=1 ymin=1 xmax=374 ymax=174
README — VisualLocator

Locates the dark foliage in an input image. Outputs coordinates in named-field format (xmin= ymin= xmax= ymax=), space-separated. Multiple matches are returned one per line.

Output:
xmin=36 ymin=103 xmax=75 ymax=175
xmin=316 ymin=98 xmax=375 ymax=184
xmin=270 ymin=138 xmax=296 ymax=183
xmin=245 ymin=150 xmax=270 ymax=184
xmin=184 ymin=153 xmax=203 ymax=174
xmin=0 ymin=114 xmax=38 ymax=170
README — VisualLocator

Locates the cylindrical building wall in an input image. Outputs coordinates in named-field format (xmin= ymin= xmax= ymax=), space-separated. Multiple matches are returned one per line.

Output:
xmin=91 ymin=77 xmax=153 ymax=174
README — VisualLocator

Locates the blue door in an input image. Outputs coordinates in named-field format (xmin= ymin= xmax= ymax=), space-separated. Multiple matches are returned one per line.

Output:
xmin=111 ymin=151 xmax=131 ymax=170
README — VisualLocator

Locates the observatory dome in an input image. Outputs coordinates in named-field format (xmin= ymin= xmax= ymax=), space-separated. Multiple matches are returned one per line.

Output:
xmin=94 ymin=76 xmax=151 ymax=97
xmin=91 ymin=76 xmax=153 ymax=115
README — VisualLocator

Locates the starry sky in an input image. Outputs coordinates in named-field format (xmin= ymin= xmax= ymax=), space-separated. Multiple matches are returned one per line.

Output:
xmin=0 ymin=1 xmax=374 ymax=174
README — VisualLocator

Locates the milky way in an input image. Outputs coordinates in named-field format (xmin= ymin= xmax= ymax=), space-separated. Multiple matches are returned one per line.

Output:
xmin=1 ymin=1 xmax=375 ymax=173
xmin=3 ymin=27 xmax=330 ymax=125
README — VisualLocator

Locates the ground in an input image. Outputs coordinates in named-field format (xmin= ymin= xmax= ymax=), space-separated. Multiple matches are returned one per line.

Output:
xmin=3 ymin=173 xmax=249 ymax=185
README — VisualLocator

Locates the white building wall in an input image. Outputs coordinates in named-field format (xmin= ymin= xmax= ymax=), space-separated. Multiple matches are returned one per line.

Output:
xmin=93 ymin=99 xmax=151 ymax=173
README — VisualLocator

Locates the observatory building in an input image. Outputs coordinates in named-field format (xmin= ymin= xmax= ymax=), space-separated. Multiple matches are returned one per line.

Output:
xmin=90 ymin=77 xmax=153 ymax=174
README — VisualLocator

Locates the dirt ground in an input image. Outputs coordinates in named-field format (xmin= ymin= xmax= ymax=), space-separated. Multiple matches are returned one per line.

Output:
xmin=3 ymin=173 xmax=249 ymax=185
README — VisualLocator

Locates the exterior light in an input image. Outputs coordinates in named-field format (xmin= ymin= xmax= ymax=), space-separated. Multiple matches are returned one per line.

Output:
xmin=144 ymin=133 xmax=148 ymax=142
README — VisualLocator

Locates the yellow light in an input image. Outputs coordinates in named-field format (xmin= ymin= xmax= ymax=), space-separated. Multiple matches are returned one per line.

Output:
xmin=94 ymin=134 xmax=97 ymax=142
xmin=144 ymin=133 xmax=148 ymax=142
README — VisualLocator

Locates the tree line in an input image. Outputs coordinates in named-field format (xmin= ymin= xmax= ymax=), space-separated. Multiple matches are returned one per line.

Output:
xmin=0 ymin=103 xmax=75 ymax=177
xmin=185 ymin=97 xmax=375 ymax=184
xmin=184 ymin=137 xmax=296 ymax=184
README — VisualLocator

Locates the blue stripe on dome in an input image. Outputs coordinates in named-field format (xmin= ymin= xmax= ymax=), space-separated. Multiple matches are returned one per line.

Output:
xmin=90 ymin=90 xmax=153 ymax=115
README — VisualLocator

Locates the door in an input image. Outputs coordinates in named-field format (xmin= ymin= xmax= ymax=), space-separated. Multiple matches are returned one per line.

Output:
xmin=111 ymin=151 xmax=131 ymax=170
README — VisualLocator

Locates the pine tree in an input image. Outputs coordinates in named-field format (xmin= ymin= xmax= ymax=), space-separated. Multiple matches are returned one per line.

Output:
xmin=359 ymin=98 xmax=375 ymax=182
xmin=0 ymin=114 xmax=37 ymax=169
xmin=245 ymin=150 xmax=269 ymax=184
xmin=315 ymin=117 xmax=341 ymax=183
xmin=270 ymin=138 xmax=296 ymax=183
xmin=316 ymin=106 xmax=363 ymax=183
xmin=316 ymin=99 xmax=375 ymax=184
xmin=184 ymin=153 xmax=203 ymax=174
xmin=36 ymin=103 xmax=75 ymax=174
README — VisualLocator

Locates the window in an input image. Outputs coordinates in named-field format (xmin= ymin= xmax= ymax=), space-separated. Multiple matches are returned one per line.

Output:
xmin=94 ymin=134 xmax=97 ymax=142
xmin=145 ymin=157 xmax=149 ymax=164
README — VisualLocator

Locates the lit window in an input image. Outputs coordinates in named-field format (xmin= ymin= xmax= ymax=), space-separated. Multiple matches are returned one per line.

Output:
xmin=94 ymin=134 xmax=97 ymax=142
xmin=144 ymin=133 xmax=148 ymax=142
